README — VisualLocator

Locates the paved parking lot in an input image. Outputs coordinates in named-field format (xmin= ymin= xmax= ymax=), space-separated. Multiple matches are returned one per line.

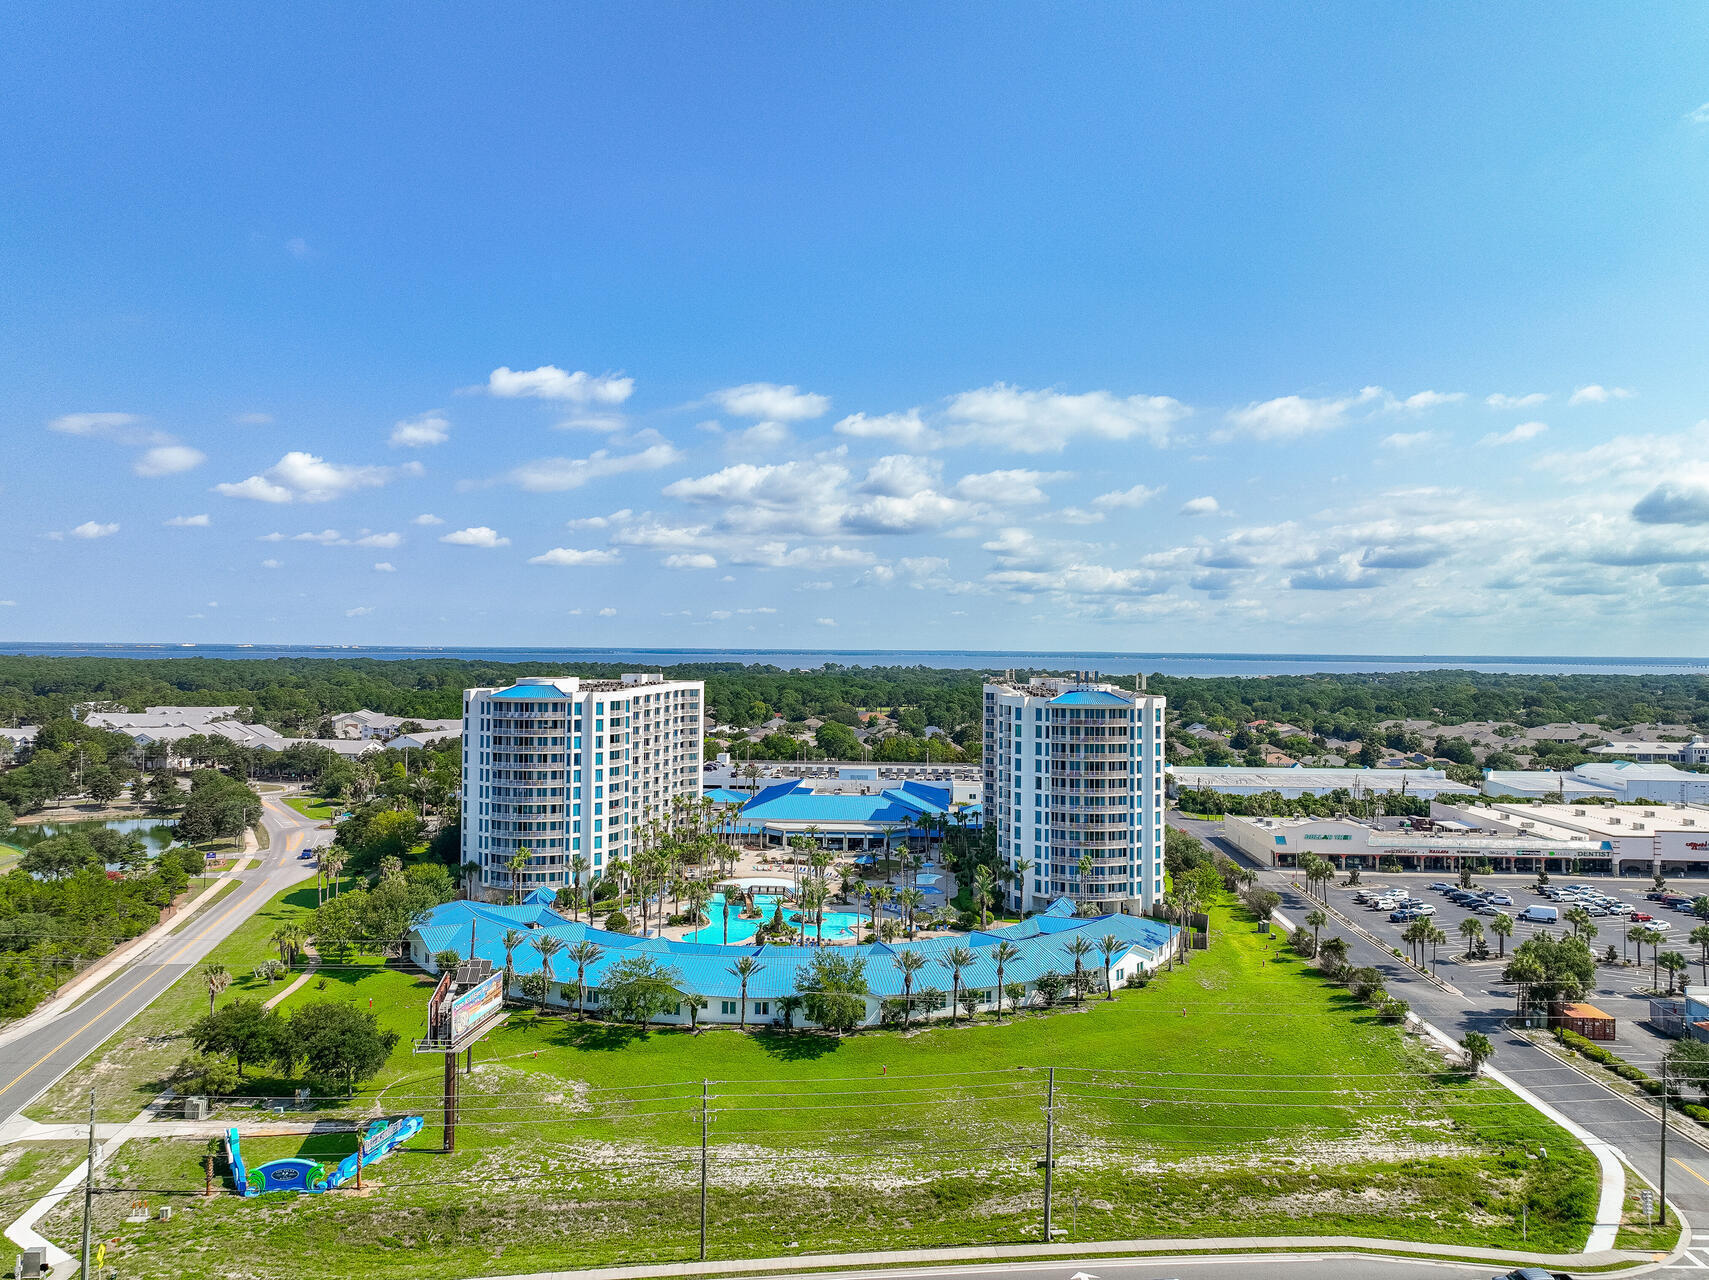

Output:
xmin=1305 ymin=868 xmax=1709 ymax=1071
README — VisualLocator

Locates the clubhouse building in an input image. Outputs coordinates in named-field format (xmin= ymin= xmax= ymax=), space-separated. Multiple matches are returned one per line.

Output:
xmin=407 ymin=895 xmax=1178 ymax=1029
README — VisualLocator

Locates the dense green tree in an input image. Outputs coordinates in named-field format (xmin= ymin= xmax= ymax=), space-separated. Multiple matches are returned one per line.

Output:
xmin=283 ymin=1000 xmax=399 ymax=1089
xmin=190 ymin=999 xmax=286 ymax=1078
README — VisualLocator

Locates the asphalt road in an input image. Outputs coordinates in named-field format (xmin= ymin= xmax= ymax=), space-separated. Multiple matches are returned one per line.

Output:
xmin=0 ymin=790 xmax=326 ymax=1124
xmin=1172 ymin=813 xmax=1709 ymax=1237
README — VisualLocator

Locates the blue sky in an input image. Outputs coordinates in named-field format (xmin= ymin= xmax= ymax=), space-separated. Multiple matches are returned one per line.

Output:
xmin=5 ymin=4 xmax=1709 ymax=653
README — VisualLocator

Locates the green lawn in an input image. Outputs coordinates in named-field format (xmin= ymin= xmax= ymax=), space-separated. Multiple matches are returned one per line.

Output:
xmin=33 ymin=898 xmax=1602 ymax=1279
xmin=286 ymin=795 xmax=339 ymax=821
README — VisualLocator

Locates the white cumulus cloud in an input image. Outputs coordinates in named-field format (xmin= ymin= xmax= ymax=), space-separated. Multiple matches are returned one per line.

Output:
xmin=663 ymin=553 xmax=719 ymax=570
xmin=345 ymin=605 xmax=373 ymax=616
xmin=1480 ymin=421 xmax=1548 ymax=447
xmin=528 ymin=547 xmax=620 ymax=566
xmin=505 ymin=444 xmax=681 ymax=492
xmin=712 ymin=382 xmax=830 ymax=421
xmin=1180 ymin=496 xmax=1221 ymax=516
xmin=1485 ymin=392 xmax=1548 ymax=410
xmin=49 ymin=412 xmax=151 ymax=440
xmin=1223 ymin=386 xmax=1383 ymax=440
xmin=68 ymin=521 xmax=120 ymax=539
xmin=1569 ymin=384 xmax=1635 ymax=405
xmin=215 ymin=451 xmax=403 ymax=503
xmin=164 ymin=514 xmax=211 ymax=527
xmin=597 ymin=607 xmax=617 ymax=617
xmin=373 ymin=562 xmax=396 ymax=572
xmin=487 ymin=365 xmax=634 ymax=404
xmin=134 ymin=444 xmax=207 ymax=476
xmin=441 ymin=526 xmax=510 ymax=548
xmin=411 ymin=513 xmax=444 ymax=526
xmin=389 ymin=412 xmax=450 ymax=447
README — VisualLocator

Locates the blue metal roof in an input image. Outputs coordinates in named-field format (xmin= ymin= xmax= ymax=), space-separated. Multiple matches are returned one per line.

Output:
xmin=734 ymin=779 xmax=950 ymax=828
xmin=411 ymin=898 xmax=1174 ymax=1000
xmin=489 ymin=685 xmax=571 ymax=699
xmin=1049 ymin=689 xmax=1131 ymax=706
xmin=705 ymin=787 xmax=753 ymax=805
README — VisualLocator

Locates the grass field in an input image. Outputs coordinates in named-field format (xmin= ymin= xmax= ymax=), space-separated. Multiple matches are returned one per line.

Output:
xmin=285 ymin=796 xmax=339 ymax=821
xmin=31 ymin=896 xmax=1601 ymax=1279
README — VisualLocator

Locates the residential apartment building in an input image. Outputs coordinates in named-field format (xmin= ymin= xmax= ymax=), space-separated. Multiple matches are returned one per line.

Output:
xmin=461 ymin=674 xmax=703 ymax=896
xmin=982 ymin=675 xmax=1167 ymax=916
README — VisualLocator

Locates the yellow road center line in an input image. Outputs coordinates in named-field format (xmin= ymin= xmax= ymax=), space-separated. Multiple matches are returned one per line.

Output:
xmin=1673 ymin=1157 xmax=1709 ymax=1190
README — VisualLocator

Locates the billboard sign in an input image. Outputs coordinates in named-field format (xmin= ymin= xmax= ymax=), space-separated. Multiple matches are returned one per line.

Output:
xmin=447 ymin=970 xmax=504 ymax=1043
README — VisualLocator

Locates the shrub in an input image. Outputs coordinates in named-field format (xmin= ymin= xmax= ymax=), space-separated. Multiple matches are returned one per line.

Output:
xmin=1378 ymin=997 xmax=1409 ymax=1023
xmin=252 ymin=959 xmax=285 ymax=984
xmin=1290 ymin=927 xmax=1317 ymax=957
xmin=171 ymin=1051 xmax=239 ymax=1097
xmin=517 ymin=972 xmax=549 ymax=1002
xmin=603 ymin=910 xmax=632 ymax=935
xmin=1684 ymin=1103 xmax=1709 ymax=1124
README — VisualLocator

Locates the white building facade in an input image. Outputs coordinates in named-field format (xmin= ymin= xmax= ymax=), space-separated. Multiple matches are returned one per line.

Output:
xmin=461 ymin=674 xmax=703 ymax=896
xmin=982 ymin=676 xmax=1167 ymax=916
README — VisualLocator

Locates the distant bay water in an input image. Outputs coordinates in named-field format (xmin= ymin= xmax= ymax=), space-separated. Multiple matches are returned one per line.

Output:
xmin=0 ymin=641 xmax=1704 ymax=677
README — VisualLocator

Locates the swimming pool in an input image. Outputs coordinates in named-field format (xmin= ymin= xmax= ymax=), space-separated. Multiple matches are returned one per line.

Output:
xmin=685 ymin=892 xmax=868 ymax=944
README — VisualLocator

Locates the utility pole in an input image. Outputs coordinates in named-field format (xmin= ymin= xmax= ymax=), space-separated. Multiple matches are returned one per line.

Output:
xmin=81 ymin=1089 xmax=96 ymax=1278
xmin=1660 ymin=1063 xmax=1669 ymax=1226
xmin=1041 ymin=1066 xmax=1056 ymax=1242
xmin=699 ymin=1079 xmax=711 ymax=1262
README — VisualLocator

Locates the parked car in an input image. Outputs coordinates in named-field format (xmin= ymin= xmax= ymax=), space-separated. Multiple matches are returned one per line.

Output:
xmin=1391 ymin=908 xmax=1421 ymax=922
xmin=1491 ymin=1268 xmax=1574 ymax=1280
xmin=1487 ymin=892 xmax=1514 ymax=905
xmin=1428 ymin=882 xmax=1453 ymax=892
xmin=1630 ymin=911 xmax=1654 ymax=922
xmin=1412 ymin=903 xmax=1437 ymax=916
xmin=1520 ymin=905 xmax=1559 ymax=924
xmin=297 ymin=849 xmax=316 ymax=861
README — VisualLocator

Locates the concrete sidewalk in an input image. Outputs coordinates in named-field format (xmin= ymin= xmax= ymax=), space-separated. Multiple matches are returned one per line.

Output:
xmin=478 ymin=1233 xmax=1665 ymax=1280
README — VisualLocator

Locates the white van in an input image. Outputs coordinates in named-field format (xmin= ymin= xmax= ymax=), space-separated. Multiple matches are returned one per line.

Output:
xmin=1520 ymin=905 xmax=1559 ymax=924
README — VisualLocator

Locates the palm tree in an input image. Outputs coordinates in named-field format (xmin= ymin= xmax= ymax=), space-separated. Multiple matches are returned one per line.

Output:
xmin=506 ymin=847 xmax=532 ymax=905
xmin=1065 ymin=936 xmax=1093 ymax=1003
xmin=1645 ymin=927 xmax=1666 ymax=990
xmin=1319 ymin=935 xmax=1350 ymax=974
xmin=892 ymin=949 xmax=927 ymax=1029
xmin=1564 ymin=906 xmax=1591 ymax=938
xmin=1490 ymin=912 xmax=1513 ymax=958
xmin=727 ymin=955 xmax=763 ymax=1028
xmin=201 ymin=963 xmax=230 ymax=1016
xmin=1095 ymin=933 xmax=1123 ymax=1000
xmin=321 ymin=850 xmax=346 ymax=898
xmin=869 ymin=884 xmax=893 ymax=940
xmin=897 ymin=887 xmax=925 ymax=939
xmin=939 ymin=946 xmax=975 ymax=1024
xmin=531 ymin=934 xmax=565 ymax=1004
xmin=1012 ymin=857 xmax=1034 ymax=910
xmin=569 ymin=853 xmax=590 ymax=921
xmin=1462 ymin=1031 xmax=1494 ymax=1076
xmin=566 ymin=941 xmax=603 ymax=1019
xmin=1660 ymin=950 xmax=1689 ymax=995
xmin=500 ymin=928 xmax=526 ymax=997
xmin=972 ymin=865 xmax=996 ymax=928
xmin=1691 ymin=924 xmax=1709 ymax=984
xmin=799 ymin=879 xmax=828 ymax=946
xmin=1076 ymin=852 xmax=1093 ymax=900
xmin=991 ymin=940 xmax=1022 ymax=1014
xmin=1305 ymin=909 xmax=1327 ymax=953
xmin=1507 ymin=954 xmax=1544 ymax=1019
xmin=1627 ymin=923 xmax=1647 ymax=966
xmin=1458 ymin=916 xmax=1484 ymax=958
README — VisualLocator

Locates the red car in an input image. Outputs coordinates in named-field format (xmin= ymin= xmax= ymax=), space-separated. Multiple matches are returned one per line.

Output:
xmin=1629 ymin=911 xmax=1653 ymax=922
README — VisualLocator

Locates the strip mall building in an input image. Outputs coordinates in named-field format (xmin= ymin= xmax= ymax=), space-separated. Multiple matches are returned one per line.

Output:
xmin=1223 ymin=801 xmax=1709 ymax=877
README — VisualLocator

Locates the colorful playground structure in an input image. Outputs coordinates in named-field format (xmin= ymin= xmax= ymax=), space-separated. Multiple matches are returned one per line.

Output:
xmin=225 ymin=1114 xmax=424 ymax=1196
